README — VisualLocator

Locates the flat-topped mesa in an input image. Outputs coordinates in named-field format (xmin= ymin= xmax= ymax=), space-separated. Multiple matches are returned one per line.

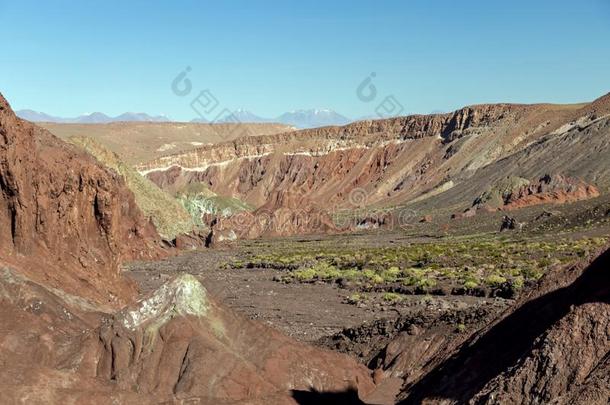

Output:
xmin=136 ymin=103 xmax=526 ymax=173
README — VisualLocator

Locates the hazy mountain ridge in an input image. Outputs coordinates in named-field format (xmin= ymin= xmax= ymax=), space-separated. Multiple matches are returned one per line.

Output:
xmin=276 ymin=109 xmax=351 ymax=128
xmin=20 ymin=107 xmax=352 ymax=128
xmin=16 ymin=109 xmax=170 ymax=123
xmin=192 ymin=108 xmax=353 ymax=128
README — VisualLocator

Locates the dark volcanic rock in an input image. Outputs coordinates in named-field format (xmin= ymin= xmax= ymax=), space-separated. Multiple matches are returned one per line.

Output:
xmin=500 ymin=215 xmax=520 ymax=232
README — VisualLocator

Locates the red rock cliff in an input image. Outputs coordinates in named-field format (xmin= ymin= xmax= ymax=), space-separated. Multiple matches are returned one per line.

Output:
xmin=0 ymin=93 xmax=163 ymax=307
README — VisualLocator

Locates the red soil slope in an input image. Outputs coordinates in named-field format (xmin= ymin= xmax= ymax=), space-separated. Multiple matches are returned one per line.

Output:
xmin=0 ymin=92 xmax=375 ymax=404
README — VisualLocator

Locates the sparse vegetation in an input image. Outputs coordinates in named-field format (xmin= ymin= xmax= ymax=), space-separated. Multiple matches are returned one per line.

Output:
xmin=345 ymin=293 xmax=364 ymax=304
xmin=228 ymin=235 xmax=607 ymax=300
xmin=382 ymin=292 xmax=404 ymax=303
xmin=485 ymin=274 xmax=507 ymax=287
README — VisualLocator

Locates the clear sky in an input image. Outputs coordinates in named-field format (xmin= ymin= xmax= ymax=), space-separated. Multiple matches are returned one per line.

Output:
xmin=1 ymin=0 xmax=609 ymax=121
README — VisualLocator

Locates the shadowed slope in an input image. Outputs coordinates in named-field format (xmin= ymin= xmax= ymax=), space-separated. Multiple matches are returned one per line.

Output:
xmin=399 ymin=246 xmax=610 ymax=404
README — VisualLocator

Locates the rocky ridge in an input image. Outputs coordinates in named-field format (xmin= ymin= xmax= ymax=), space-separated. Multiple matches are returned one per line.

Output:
xmin=139 ymin=95 xmax=610 ymax=219
xmin=68 ymin=136 xmax=199 ymax=241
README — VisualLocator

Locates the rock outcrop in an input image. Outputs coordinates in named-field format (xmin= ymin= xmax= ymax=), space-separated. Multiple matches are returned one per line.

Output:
xmin=68 ymin=136 xmax=199 ymax=241
xmin=211 ymin=190 xmax=340 ymax=239
xmin=502 ymin=174 xmax=600 ymax=210
xmin=0 ymin=93 xmax=163 ymax=307
xmin=499 ymin=215 xmax=522 ymax=231
xmin=460 ymin=174 xmax=600 ymax=217
xmin=96 ymin=274 xmax=375 ymax=403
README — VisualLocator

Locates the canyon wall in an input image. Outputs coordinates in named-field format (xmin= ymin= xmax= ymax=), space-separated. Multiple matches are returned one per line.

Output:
xmin=140 ymin=96 xmax=610 ymax=218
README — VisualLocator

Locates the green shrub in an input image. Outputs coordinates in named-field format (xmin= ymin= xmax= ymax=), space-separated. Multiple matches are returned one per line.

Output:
xmin=293 ymin=268 xmax=317 ymax=281
xmin=382 ymin=292 xmax=404 ymax=302
xmin=346 ymin=293 xmax=363 ymax=304
xmin=342 ymin=268 xmax=362 ymax=281
xmin=380 ymin=266 xmax=401 ymax=282
xmin=313 ymin=263 xmax=341 ymax=280
xmin=416 ymin=277 xmax=437 ymax=289
xmin=232 ymin=260 xmax=245 ymax=269
xmin=362 ymin=269 xmax=384 ymax=284
xmin=511 ymin=276 xmax=525 ymax=290
xmin=403 ymin=268 xmax=429 ymax=286
xmin=521 ymin=267 xmax=544 ymax=280
xmin=485 ymin=274 xmax=507 ymax=286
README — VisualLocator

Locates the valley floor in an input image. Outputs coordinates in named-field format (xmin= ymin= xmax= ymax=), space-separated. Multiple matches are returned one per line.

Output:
xmin=124 ymin=204 xmax=610 ymax=404
xmin=127 ymin=244 xmax=503 ymax=343
xmin=126 ymin=218 xmax=609 ymax=346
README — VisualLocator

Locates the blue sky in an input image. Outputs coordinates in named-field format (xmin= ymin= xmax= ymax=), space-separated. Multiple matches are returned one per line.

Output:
xmin=1 ymin=0 xmax=609 ymax=120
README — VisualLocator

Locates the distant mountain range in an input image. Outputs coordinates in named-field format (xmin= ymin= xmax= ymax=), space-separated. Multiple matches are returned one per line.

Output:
xmin=276 ymin=109 xmax=351 ymax=128
xmin=18 ymin=108 xmax=354 ymax=128
xmin=16 ymin=110 xmax=170 ymax=124
xmin=217 ymin=109 xmax=272 ymax=124
xmin=209 ymin=108 xmax=352 ymax=128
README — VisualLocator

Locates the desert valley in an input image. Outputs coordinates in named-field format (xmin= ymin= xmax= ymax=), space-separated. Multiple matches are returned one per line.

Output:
xmin=2 ymin=1 xmax=610 ymax=404
xmin=1 ymin=88 xmax=610 ymax=403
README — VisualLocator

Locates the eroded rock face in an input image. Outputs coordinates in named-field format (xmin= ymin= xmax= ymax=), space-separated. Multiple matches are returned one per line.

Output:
xmin=210 ymin=190 xmax=340 ymax=239
xmin=68 ymin=136 xmax=199 ymax=241
xmin=95 ymin=274 xmax=375 ymax=403
xmin=502 ymin=174 xmax=600 ymax=210
xmin=0 ymin=93 xmax=163 ymax=307
xmin=457 ymin=174 xmax=600 ymax=220
xmin=0 ymin=93 xmax=375 ymax=403
xmin=140 ymin=96 xmax=610 ymax=221
xmin=0 ymin=268 xmax=376 ymax=404
xmin=138 ymin=104 xmax=540 ymax=211
xmin=138 ymin=103 xmax=526 ymax=176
